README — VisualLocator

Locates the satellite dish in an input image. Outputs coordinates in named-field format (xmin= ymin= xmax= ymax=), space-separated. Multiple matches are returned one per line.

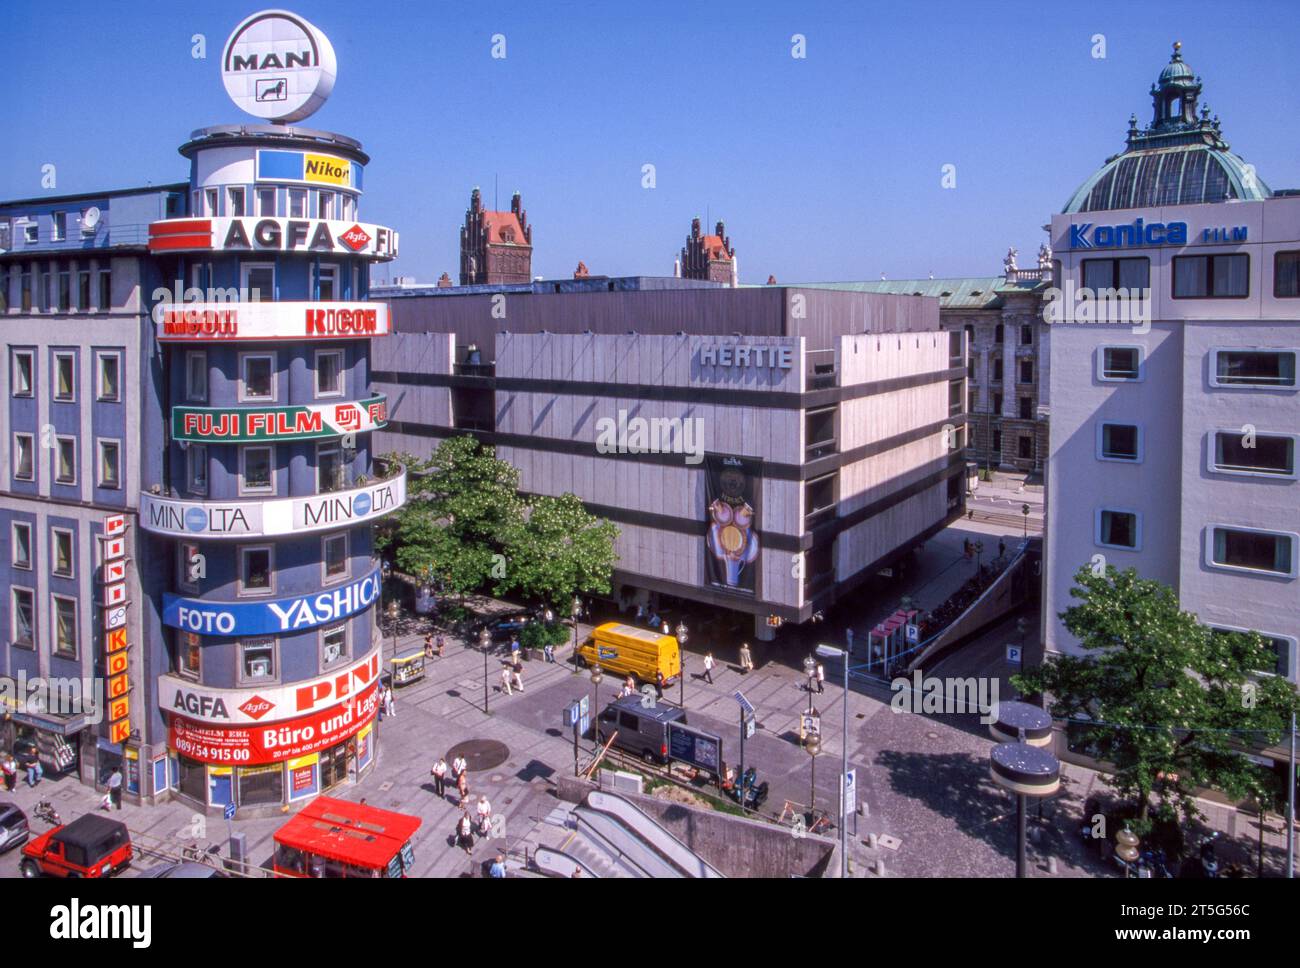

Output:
xmin=82 ymin=207 xmax=102 ymax=232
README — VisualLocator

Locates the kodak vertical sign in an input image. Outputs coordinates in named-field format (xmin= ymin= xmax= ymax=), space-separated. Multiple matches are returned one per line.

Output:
xmin=100 ymin=514 xmax=132 ymax=746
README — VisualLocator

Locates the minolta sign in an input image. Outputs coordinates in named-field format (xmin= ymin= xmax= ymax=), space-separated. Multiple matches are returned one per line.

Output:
xmin=1067 ymin=218 xmax=1249 ymax=249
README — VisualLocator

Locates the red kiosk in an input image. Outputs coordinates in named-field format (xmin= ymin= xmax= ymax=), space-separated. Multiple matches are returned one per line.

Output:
xmin=273 ymin=796 xmax=421 ymax=878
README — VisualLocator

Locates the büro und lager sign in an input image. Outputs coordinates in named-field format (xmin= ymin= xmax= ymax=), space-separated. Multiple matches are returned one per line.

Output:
xmin=222 ymin=10 xmax=337 ymax=123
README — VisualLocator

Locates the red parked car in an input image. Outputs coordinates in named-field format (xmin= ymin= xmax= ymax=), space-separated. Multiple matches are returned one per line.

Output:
xmin=20 ymin=814 xmax=132 ymax=879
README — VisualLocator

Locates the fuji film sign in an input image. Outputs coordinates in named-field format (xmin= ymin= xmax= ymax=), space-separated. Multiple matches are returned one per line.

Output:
xmin=222 ymin=9 xmax=337 ymax=123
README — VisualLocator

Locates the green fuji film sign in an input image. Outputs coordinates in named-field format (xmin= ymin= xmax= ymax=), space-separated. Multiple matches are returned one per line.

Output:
xmin=172 ymin=394 xmax=387 ymax=442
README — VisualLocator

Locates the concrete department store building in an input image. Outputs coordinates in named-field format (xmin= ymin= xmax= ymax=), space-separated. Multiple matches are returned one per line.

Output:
xmin=372 ymin=279 xmax=969 ymax=640
xmin=1043 ymin=46 xmax=1300 ymax=775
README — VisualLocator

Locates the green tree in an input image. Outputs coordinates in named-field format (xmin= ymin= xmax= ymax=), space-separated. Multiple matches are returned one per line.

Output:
xmin=1014 ymin=565 xmax=1299 ymax=830
xmin=381 ymin=437 xmax=523 ymax=598
xmin=499 ymin=493 xmax=619 ymax=608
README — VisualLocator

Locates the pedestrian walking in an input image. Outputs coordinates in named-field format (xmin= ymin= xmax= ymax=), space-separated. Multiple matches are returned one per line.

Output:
xmin=107 ymin=766 xmax=123 ymax=810
xmin=1 ymin=753 xmax=16 ymax=792
xmin=16 ymin=744 xmax=42 ymax=786
xmin=431 ymin=757 xmax=448 ymax=798
xmin=501 ymin=666 xmax=513 ymax=696
xmin=511 ymin=663 xmax=524 ymax=693
xmin=489 ymin=853 xmax=507 ymax=878
xmin=703 ymin=653 xmax=715 ymax=684
xmin=543 ymin=643 xmax=555 ymax=663
xmin=476 ymin=794 xmax=493 ymax=836
xmin=457 ymin=771 xmax=470 ymax=806
xmin=436 ymin=633 xmax=446 ymax=657
xmin=738 ymin=642 xmax=754 ymax=675
xmin=815 ymin=661 xmax=826 ymax=694
xmin=457 ymin=811 xmax=475 ymax=855
xmin=509 ymin=636 xmax=521 ymax=663
xmin=634 ymin=604 xmax=645 ymax=623
xmin=452 ymin=754 xmax=467 ymax=781
xmin=655 ymin=670 xmax=665 ymax=700
xmin=424 ymin=633 xmax=435 ymax=657
xmin=383 ymin=684 xmax=396 ymax=718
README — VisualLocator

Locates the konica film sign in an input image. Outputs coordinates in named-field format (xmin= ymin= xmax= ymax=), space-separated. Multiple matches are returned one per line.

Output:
xmin=222 ymin=10 xmax=337 ymax=123
xmin=163 ymin=565 xmax=382 ymax=636
xmin=1065 ymin=218 xmax=1250 ymax=250
xmin=139 ymin=472 xmax=406 ymax=539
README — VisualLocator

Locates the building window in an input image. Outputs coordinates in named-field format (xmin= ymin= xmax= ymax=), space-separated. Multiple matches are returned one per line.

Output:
xmin=97 ymin=268 xmax=111 ymax=310
xmin=992 ymin=392 xmax=1002 ymax=414
xmin=239 ymin=353 xmax=275 ymax=402
xmin=55 ymin=436 xmax=76 ymax=484
xmin=340 ymin=194 xmax=353 ymax=221
xmin=993 ymin=358 xmax=1003 ymax=382
xmin=1209 ymin=349 xmax=1296 ymax=389
xmin=967 ymin=389 xmax=976 ymax=413
xmin=258 ymin=187 xmax=276 ymax=217
xmin=321 ymin=625 xmax=348 ymax=670
xmin=52 ymin=212 xmax=66 ymax=241
xmin=966 ymin=357 xmax=975 ymax=379
xmin=1098 ymin=422 xmax=1142 ymax=462
xmin=1020 ymin=325 xmax=1032 ymax=346
xmin=177 ymin=632 xmax=202 ymax=679
xmin=185 ymin=351 xmax=208 ymax=402
xmin=0 ymin=265 xmax=7 ymax=312
xmin=12 ymin=350 xmax=33 ymax=396
xmin=178 ymin=541 xmax=202 ymax=591
xmin=11 ymin=588 xmax=35 ymax=648
xmin=991 ymin=430 xmax=1002 ymax=454
xmin=24 ymin=221 xmax=38 ymax=245
xmin=187 ymin=443 xmax=208 ymax=495
xmin=240 ymin=639 xmax=277 ymax=683
xmin=323 ymin=532 xmax=349 ymax=582
xmin=1209 ymin=430 xmax=1296 ymax=478
xmin=242 ymin=263 xmax=275 ymax=302
xmin=20 ymin=268 xmax=32 ymax=311
xmin=994 ymin=324 xmax=1003 ymax=344
xmin=1098 ymin=345 xmax=1143 ymax=382
xmin=96 ymin=352 xmax=121 ymax=401
xmin=1017 ymin=396 xmax=1033 ymax=420
xmin=13 ymin=433 xmax=35 ymax=480
xmin=318 ymin=191 xmax=333 ymax=220
xmin=36 ymin=263 xmax=49 ymax=312
xmin=53 ymin=351 xmax=75 ymax=401
xmin=228 ymin=187 xmax=246 ymax=217
xmin=1275 ymin=251 xmax=1300 ymax=298
xmin=98 ymin=439 xmax=121 ymax=488
xmin=1207 ymin=526 xmax=1297 ymax=577
xmin=12 ymin=522 xmax=32 ymax=569
xmin=1210 ymin=626 xmax=1295 ymax=679
xmin=288 ymin=189 xmax=306 ymax=218
xmin=1017 ymin=436 xmax=1032 ymax=460
xmin=240 ymin=445 xmax=274 ymax=494
xmin=316 ymin=349 xmax=343 ymax=397
xmin=1097 ymin=509 xmax=1140 ymax=551
xmin=317 ymin=443 xmax=344 ymax=493
xmin=77 ymin=269 xmax=90 ymax=310
xmin=1082 ymin=257 xmax=1150 ymax=291
xmin=57 ymin=268 xmax=70 ymax=311
xmin=53 ymin=595 xmax=78 ymax=658
xmin=52 ymin=528 xmax=74 ymax=577
xmin=238 ymin=764 xmax=284 ymax=806
xmin=1173 ymin=253 xmax=1249 ymax=299
xmin=1019 ymin=360 xmax=1033 ymax=384
xmin=317 ymin=264 xmax=339 ymax=301
xmin=239 ymin=546 xmax=274 ymax=596
xmin=205 ymin=189 xmax=219 ymax=216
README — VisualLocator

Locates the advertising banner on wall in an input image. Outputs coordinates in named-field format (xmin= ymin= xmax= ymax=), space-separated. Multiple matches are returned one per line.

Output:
xmin=169 ymin=683 xmax=378 ymax=765
xmin=162 ymin=566 xmax=381 ymax=636
xmin=171 ymin=394 xmax=387 ymax=442
xmin=140 ymin=471 xmax=405 ymax=539
xmin=704 ymin=455 xmax=762 ymax=595
xmin=148 ymin=218 xmax=398 ymax=260
xmin=158 ymin=651 xmax=381 ymax=726
xmin=155 ymin=300 xmax=390 ymax=341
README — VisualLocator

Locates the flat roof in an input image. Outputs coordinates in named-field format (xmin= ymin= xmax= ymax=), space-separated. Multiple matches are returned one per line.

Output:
xmin=274 ymin=796 xmax=421 ymax=869
xmin=0 ymin=182 xmax=188 ymax=210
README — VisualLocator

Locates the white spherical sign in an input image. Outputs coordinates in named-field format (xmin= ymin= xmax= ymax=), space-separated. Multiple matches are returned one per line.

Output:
xmin=221 ymin=9 xmax=336 ymax=123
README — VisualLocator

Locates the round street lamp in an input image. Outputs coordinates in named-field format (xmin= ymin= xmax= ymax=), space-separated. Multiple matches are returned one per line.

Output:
xmin=675 ymin=622 xmax=688 ymax=707
xmin=479 ymin=626 xmax=492 ymax=715
xmin=989 ymin=732 xmax=1060 ymax=878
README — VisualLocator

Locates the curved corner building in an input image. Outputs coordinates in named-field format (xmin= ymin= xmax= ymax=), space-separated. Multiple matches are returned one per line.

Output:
xmin=142 ymin=123 xmax=403 ymax=812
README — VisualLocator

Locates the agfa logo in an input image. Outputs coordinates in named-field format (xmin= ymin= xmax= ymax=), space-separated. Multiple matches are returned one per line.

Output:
xmin=240 ymin=695 xmax=275 ymax=720
xmin=339 ymin=224 xmax=370 ymax=251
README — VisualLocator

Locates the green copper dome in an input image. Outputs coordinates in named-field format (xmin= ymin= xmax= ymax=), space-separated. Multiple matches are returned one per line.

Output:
xmin=1063 ymin=43 xmax=1271 ymax=213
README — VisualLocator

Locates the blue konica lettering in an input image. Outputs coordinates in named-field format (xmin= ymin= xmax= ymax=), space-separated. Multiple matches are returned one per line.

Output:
xmin=1069 ymin=218 xmax=1187 ymax=249
xmin=266 ymin=571 xmax=381 ymax=631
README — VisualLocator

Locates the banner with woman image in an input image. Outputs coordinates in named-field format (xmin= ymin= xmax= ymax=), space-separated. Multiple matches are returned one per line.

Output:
xmin=704 ymin=455 xmax=762 ymax=595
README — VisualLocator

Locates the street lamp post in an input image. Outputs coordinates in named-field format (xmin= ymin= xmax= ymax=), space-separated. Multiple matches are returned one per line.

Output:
xmin=479 ymin=627 xmax=491 ymax=715
xmin=571 ymin=596 xmax=582 ymax=675
xmin=816 ymin=643 xmax=850 ymax=879
xmin=675 ymin=621 xmax=688 ymax=707
xmin=590 ymin=665 xmax=604 ymax=755
xmin=806 ymin=733 xmax=821 ymax=821
xmin=802 ymin=654 xmax=816 ymax=714
xmin=989 ymin=701 xmax=1057 ymax=878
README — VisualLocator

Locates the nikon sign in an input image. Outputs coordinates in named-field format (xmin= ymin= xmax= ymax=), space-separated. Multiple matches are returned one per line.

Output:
xmin=222 ymin=10 xmax=337 ymax=123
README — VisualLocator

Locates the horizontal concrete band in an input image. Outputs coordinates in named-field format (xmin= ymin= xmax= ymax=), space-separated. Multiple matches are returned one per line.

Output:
xmin=382 ymin=415 xmax=967 ymax=483
xmin=371 ymin=366 xmax=966 ymax=410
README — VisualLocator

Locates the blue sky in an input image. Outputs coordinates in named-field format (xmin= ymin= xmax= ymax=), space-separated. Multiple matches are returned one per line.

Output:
xmin=3 ymin=0 xmax=1296 ymax=283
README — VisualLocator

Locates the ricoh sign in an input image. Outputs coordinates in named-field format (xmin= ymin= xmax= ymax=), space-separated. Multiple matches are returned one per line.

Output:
xmin=154 ymin=301 xmax=389 ymax=341
xmin=1067 ymin=218 xmax=1248 ymax=250
xmin=139 ymin=472 xmax=406 ymax=538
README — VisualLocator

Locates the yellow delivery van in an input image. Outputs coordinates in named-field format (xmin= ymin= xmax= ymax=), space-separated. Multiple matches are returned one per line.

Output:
xmin=576 ymin=623 xmax=680 ymax=685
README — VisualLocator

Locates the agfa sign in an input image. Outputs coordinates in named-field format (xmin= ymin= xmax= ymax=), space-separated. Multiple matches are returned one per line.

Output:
xmin=222 ymin=10 xmax=337 ymax=123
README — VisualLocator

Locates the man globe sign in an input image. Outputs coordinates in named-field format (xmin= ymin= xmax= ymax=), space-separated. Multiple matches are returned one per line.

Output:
xmin=222 ymin=10 xmax=338 ymax=123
